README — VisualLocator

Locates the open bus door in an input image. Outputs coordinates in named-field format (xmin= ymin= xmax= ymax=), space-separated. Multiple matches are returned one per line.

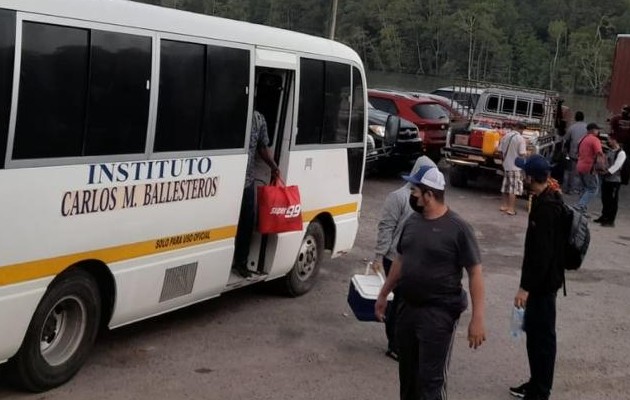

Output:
xmin=227 ymin=49 xmax=297 ymax=288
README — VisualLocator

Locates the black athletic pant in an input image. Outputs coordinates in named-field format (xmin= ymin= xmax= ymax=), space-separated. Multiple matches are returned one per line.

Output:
xmin=383 ymin=257 xmax=399 ymax=353
xmin=524 ymin=292 xmax=557 ymax=398
xmin=600 ymin=181 xmax=621 ymax=223
xmin=397 ymin=301 xmax=459 ymax=400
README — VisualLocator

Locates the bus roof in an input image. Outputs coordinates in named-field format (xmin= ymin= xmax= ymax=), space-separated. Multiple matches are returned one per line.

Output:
xmin=4 ymin=0 xmax=363 ymax=67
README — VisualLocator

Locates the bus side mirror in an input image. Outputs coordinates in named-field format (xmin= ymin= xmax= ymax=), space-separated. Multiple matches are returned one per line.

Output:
xmin=384 ymin=115 xmax=400 ymax=146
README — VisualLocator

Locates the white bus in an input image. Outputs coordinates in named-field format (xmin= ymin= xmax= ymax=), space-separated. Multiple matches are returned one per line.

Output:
xmin=0 ymin=0 xmax=369 ymax=391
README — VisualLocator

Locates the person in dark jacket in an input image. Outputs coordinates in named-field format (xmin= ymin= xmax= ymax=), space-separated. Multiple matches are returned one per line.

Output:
xmin=510 ymin=155 xmax=566 ymax=400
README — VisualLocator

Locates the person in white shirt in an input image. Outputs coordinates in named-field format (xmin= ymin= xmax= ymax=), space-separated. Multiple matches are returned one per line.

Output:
xmin=499 ymin=122 xmax=527 ymax=215
xmin=594 ymin=136 xmax=627 ymax=227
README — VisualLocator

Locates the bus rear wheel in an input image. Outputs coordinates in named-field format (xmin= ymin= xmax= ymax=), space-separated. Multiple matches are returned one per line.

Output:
xmin=284 ymin=221 xmax=324 ymax=297
xmin=11 ymin=269 xmax=101 ymax=392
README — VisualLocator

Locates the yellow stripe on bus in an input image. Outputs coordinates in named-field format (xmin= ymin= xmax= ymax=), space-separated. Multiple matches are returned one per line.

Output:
xmin=0 ymin=226 xmax=237 ymax=287
xmin=301 ymin=202 xmax=358 ymax=222
xmin=0 ymin=202 xmax=358 ymax=287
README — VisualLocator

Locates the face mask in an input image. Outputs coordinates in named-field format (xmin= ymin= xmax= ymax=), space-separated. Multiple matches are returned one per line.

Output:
xmin=409 ymin=193 xmax=424 ymax=214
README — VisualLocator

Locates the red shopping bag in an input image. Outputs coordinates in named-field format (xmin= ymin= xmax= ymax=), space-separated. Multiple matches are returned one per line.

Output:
xmin=257 ymin=178 xmax=303 ymax=234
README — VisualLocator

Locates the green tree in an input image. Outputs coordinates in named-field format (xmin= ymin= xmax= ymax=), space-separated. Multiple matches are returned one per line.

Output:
xmin=548 ymin=20 xmax=567 ymax=90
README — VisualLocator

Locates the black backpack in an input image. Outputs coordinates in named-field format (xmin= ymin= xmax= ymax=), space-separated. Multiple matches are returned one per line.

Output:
xmin=563 ymin=203 xmax=590 ymax=271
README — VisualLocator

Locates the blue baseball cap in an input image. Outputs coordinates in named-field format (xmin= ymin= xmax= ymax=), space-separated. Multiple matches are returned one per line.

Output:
xmin=515 ymin=154 xmax=551 ymax=179
xmin=402 ymin=165 xmax=445 ymax=190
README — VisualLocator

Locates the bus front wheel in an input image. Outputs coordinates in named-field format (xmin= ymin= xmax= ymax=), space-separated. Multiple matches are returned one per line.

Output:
xmin=11 ymin=269 xmax=101 ymax=392
xmin=284 ymin=221 xmax=325 ymax=297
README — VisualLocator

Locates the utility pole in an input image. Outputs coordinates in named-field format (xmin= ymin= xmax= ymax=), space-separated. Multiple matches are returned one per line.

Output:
xmin=329 ymin=0 xmax=338 ymax=40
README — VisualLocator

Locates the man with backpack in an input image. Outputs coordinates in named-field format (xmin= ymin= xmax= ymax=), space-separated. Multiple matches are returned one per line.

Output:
xmin=595 ymin=135 xmax=628 ymax=227
xmin=510 ymin=155 xmax=566 ymax=400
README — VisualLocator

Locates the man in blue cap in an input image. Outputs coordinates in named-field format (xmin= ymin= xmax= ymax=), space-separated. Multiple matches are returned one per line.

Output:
xmin=510 ymin=154 xmax=566 ymax=400
xmin=375 ymin=165 xmax=486 ymax=400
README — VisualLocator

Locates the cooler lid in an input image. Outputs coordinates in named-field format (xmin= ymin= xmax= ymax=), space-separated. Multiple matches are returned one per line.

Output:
xmin=351 ymin=274 xmax=394 ymax=300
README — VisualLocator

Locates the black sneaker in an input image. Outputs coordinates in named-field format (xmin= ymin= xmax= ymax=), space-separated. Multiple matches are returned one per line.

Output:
xmin=233 ymin=265 xmax=252 ymax=278
xmin=593 ymin=216 xmax=604 ymax=223
xmin=600 ymin=221 xmax=615 ymax=227
xmin=509 ymin=382 xmax=529 ymax=398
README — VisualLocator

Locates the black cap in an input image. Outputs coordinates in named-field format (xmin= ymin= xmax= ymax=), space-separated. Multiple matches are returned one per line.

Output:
xmin=586 ymin=122 xmax=600 ymax=131
xmin=515 ymin=154 xmax=551 ymax=180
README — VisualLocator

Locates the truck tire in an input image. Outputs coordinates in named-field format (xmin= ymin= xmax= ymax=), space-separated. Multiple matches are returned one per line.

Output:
xmin=284 ymin=221 xmax=324 ymax=297
xmin=449 ymin=166 xmax=468 ymax=188
xmin=10 ymin=269 xmax=101 ymax=392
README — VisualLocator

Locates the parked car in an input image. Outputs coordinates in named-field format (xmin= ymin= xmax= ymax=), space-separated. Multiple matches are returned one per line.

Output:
xmin=368 ymin=89 xmax=450 ymax=161
xmin=430 ymin=86 xmax=485 ymax=112
xmin=366 ymin=102 xmax=423 ymax=171
xmin=408 ymin=91 xmax=470 ymax=128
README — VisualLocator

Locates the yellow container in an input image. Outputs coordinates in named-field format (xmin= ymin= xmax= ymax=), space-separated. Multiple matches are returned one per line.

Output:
xmin=482 ymin=130 xmax=501 ymax=156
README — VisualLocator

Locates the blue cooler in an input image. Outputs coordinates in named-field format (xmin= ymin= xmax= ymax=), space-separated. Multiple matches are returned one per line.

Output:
xmin=347 ymin=273 xmax=392 ymax=322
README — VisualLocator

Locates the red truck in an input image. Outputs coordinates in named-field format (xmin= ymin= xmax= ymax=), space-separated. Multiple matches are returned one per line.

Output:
xmin=607 ymin=35 xmax=630 ymax=114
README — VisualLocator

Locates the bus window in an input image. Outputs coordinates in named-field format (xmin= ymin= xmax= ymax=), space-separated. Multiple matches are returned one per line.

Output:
xmin=13 ymin=22 xmax=151 ymax=159
xmin=156 ymin=42 xmax=249 ymax=152
xmin=532 ymin=102 xmax=544 ymax=118
xmin=0 ymin=9 xmax=15 ymax=168
xmin=348 ymin=67 xmax=364 ymax=143
xmin=85 ymin=30 xmax=151 ymax=155
xmin=297 ymin=58 xmax=325 ymax=145
xmin=200 ymin=46 xmax=249 ymax=150
xmin=14 ymin=22 xmax=89 ymax=159
xmin=155 ymin=40 xmax=206 ymax=152
xmin=322 ymin=61 xmax=350 ymax=144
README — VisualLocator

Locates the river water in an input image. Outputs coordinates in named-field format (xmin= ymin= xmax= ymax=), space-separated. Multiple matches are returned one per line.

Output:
xmin=367 ymin=71 xmax=611 ymax=128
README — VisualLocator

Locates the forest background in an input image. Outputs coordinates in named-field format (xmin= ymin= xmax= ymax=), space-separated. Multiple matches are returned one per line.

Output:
xmin=133 ymin=0 xmax=630 ymax=96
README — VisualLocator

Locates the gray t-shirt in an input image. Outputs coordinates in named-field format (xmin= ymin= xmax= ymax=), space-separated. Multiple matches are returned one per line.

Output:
xmin=396 ymin=209 xmax=481 ymax=311
xmin=564 ymin=121 xmax=588 ymax=159
xmin=246 ymin=111 xmax=270 ymax=187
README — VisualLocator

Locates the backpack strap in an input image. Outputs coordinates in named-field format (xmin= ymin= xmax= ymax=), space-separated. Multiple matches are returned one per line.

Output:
xmin=502 ymin=132 xmax=517 ymax=160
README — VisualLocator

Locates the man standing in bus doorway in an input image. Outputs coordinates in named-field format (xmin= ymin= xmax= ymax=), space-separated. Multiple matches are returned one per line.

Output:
xmin=609 ymin=105 xmax=630 ymax=151
xmin=562 ymin=111 xmax=588 ymax=195
xmin=499 ymin=121 xmax=527 ymax=216
xmin=374 ymin=166 xmax=486 ymax=400
xmin=510 ymin=155 xmax=566 ymax=400
xmin=372 ymin=155 xmax=437 ymax=362
xmin=575 ymin=123 xmax=605 ymax=217
xmin=232 ymin=110 xmax=280 ymax=278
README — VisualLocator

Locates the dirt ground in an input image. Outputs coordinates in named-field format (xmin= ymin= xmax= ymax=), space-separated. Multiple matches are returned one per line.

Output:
xmin=1 ymin=166 xmax=629 ymax=400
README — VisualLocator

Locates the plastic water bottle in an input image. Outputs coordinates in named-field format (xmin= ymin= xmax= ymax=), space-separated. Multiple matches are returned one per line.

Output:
xmin=510 ymin=307 xmax=525 ymax=339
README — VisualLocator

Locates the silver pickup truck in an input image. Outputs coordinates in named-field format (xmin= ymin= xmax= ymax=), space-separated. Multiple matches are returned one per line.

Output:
xmin=441 ymin=82 xmax=564 ymax=187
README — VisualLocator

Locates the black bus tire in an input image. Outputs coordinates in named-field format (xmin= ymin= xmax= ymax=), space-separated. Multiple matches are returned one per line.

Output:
xmin=284 ymin=221 xmax=325 ymax=297
xmin=10 ymin=269 xmax=101 ymax=392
